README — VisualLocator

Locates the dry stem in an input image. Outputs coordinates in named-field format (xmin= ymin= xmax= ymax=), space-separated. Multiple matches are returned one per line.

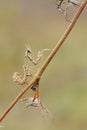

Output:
xmin=0 ymin=0 xmax=87 ymax=122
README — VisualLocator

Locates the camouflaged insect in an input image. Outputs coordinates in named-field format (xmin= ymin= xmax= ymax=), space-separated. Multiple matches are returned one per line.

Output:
xmin=56 ymin=0 xmax=81 ymax=21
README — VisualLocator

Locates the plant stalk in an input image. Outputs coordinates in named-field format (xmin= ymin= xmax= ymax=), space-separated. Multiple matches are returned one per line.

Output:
xmin=0 ymin=0 xmax=87 ymax=122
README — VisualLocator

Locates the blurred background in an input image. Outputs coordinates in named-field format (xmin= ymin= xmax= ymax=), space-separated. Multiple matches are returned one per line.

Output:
xmin=0 ymin=0 xmax=87 ymax=130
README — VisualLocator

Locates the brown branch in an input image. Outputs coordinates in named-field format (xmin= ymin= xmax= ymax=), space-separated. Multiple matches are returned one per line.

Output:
xmin=0 ymin=0 xmax=87 ymax=122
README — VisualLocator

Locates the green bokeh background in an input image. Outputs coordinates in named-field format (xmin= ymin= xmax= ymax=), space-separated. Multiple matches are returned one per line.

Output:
xmin=0 ymin=0 xmax=87 ymax=130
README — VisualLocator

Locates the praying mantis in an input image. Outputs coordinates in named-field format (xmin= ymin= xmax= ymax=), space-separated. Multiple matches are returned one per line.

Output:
xmin=12 ymin=46 xmax=50 ymax=117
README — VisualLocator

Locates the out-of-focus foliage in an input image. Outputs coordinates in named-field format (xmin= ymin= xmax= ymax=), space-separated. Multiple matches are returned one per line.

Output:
xmin=0 ymin=0 xmax=87 ymax=130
